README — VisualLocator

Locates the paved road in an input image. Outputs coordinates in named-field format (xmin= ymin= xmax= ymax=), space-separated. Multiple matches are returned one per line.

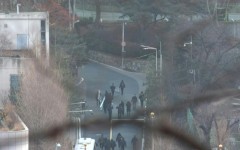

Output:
xmin=72 ymin=61 xmax=146 ymax=150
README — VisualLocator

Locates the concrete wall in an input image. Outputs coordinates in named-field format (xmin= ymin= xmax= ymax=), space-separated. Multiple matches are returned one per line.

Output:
xmin=0 ymin=19 xmax=41 ymax=50
xmin=0 ymin=57 xmax=29 ymax=149
xmin=0 ymin=12 xmax=50 ymax=64
xmin=0 ymin=113 xmax=29 ymax=150
xmin=0 ymin=57 xmax=22 ymax=94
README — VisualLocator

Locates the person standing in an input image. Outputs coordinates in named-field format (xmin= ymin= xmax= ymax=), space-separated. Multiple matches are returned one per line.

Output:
xmin=116 ymin=133 xmax=122 ymax=148
xmin=96 ymin=90 xmax=101 ymax=106
xmin=120 ymin=101 xmax=125 ymax=116
xmin=107 ymin=103 xmax=113 ymax=120
xmin=126 ymin=101 xmax=131 ymax=116
xmin=139 ymin=91 xmax=145 ymax=108
xmin=103 ymin=98 xmax=108 ymax=114
xmin=110 ymin=139 xmax=116 ymax=150
xmin=98 ymin=134 xmax=104 ymax=150
xmin=103 ymin=91 xmax=109 ymax=113
xmin=119 ymin=80 xmax=125 ymax=95
xmin=119 ymin=137 xmax=126 ymax=150
xmin=131 ymin=95 xmax=138 ymax=110
xmin=116 ymin=105 xmax=122 ymax=119
xmin=131 ymin=135 xmax=138 ymax=150
xmin=104 ymin=138 xmax=111 ymax=150
xmin=110 ymin=83 xmax=116 ymax=97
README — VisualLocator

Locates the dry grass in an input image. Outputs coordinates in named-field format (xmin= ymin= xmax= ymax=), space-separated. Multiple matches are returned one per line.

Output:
xmin=16 ymin=59 xmax=70 ymax=149
xmin=0 ymin=102 xmax=24 ymax=131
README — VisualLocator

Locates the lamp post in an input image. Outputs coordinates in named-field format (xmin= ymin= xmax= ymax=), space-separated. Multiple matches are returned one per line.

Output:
xmin=55 ymin=143 xmax=61 ymax=150
xmin=141 ymin=45 xmax=158 ymax=76
xmin=150 ymin=112 xmax=155 ymax=150
xmin=69 ymin=0 xmax=72 ymax=31
xmin=17 ymin=4 xmax=21 ymax=14
xmin=159 ymin=41 xmax=162 ymax=77
xmin=232 ymin=19 xmax=236 ymax=38
xmin=218 ymin=144 xmax=223 ymax=150
xmin=73 ymin=20 xmax=79 ymax=29
xmin=121 ymin=22 xmax=126 ymax=69
xmin=183 ymin=35 xmax=193 ymax=62
xmin=184 ymin=35 xmax=195 ymax=84
xmin=73 ymin=0 xmax=76 ymax=29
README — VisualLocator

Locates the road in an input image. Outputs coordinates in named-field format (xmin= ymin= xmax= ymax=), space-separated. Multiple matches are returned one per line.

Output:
xmin=72 ymin=61 xmax=146 ymax=150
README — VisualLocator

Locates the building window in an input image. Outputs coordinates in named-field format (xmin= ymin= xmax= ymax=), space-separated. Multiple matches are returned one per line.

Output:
xmin=41 ymin=20 xmax=46 ymax=32
xmin=10 ymin=74 xmax=20 ymax=104
xmin=41 ymin=32 xmax=46 ymax=43
xmin=17 ymin=34 xmax=28 ymax=50
xmin=41 ymin=20 xmax=46 ymax=47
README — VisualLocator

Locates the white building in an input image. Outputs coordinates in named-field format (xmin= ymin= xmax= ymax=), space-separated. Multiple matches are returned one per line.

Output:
xmin=0 ymin=57 xmax=29 ymax=150
xmin=0 ymin=11 xmax=50 ymax=64
xmin=0 ymin=112 xmax=29 ymax=150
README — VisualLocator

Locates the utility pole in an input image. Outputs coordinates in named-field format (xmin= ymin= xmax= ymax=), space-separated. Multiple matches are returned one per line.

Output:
xmin=184 ymin=35 xmax=194 ymax=84
xmin=69 ymin=0 xmax=72 ymax=31
xmin=140 ymin=45 xmax=158 ymax=76
xmin=159 ymin=41 xmax=163 ymax=100
xmin=159 ymin=41 xmax=162 ymax=77
xmin=73 ymin=0 xmax=76 ymax=29
xmin=121 ymin=22 xmax=126 ymax=69
xmin=190 ymin=35 xmax=195 ymax=84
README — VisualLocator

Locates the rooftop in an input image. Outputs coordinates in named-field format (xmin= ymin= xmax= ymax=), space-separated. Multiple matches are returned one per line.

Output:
xmin=0 ymin=12 xmax=48 ymax=19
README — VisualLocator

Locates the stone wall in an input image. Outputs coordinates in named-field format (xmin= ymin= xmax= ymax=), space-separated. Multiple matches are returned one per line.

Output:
xmin=87 ymin=50 xmax=148 ymax=72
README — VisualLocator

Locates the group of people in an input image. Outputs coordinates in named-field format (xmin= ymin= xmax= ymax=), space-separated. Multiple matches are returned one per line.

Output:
xmin=96 ymin=80 xmax=146 ymax=120
xmin=114 ymin=91 xmax=145 ymax=119
xmin=98 ymin=134 xmax=117 ymax=150
xmin=110 ymin=80 xmax=126 ymax=96
xmin=97 ymin=133 xmax=139 ymax=150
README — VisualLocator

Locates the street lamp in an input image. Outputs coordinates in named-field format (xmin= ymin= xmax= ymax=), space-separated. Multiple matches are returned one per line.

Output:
xmin=218 ymin=144 xmax=223 ymax=150
xmin=231 ymin=19 xmax=236 ymax=38
xmin=184 ymin=35 xmax=195 ymax=84
xmin=159 ymin=41 xmax=163 ymax=77
xmin=141 ymin=45 xmax=158 ymax=76
xmin=73 ymin=20 xmax=79 ymax=29
xmin=150 ymin=112 xmax=155 ymax=150
xmin=76 ymin=77 xmax=84 ymax=86
xmin=121 ymin=22 xmax=126 ymax=69
xmin=183 ymin=35 xmax=193 ymax=61
xmin=16 ymin=4 xmax=21 ymax=14
xmin=55 ymin=143 xmax=61 ymax=150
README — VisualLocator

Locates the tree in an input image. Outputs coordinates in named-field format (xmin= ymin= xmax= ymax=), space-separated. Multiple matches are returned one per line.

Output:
xmin=51 ymin=27 xmax=87 ymax=66
xmin=144 ymin=4 xmax=240 ymax=148
xmin=94 ymin=0 xmax=101 ymax=25
xmin=36 ymin=0 xmax=72 ymax=28
xmin=0 ymin=33 xmax=13 ymax=51
xmin=17 ymin=59 xmax=71 ymax=149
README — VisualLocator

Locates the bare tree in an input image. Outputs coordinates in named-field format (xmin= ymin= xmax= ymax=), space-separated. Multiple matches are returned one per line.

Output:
xmin=0 ymin=33 xmax=13 ymax=51
xmin=17 ymin=59 xmax=71 ymax=150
